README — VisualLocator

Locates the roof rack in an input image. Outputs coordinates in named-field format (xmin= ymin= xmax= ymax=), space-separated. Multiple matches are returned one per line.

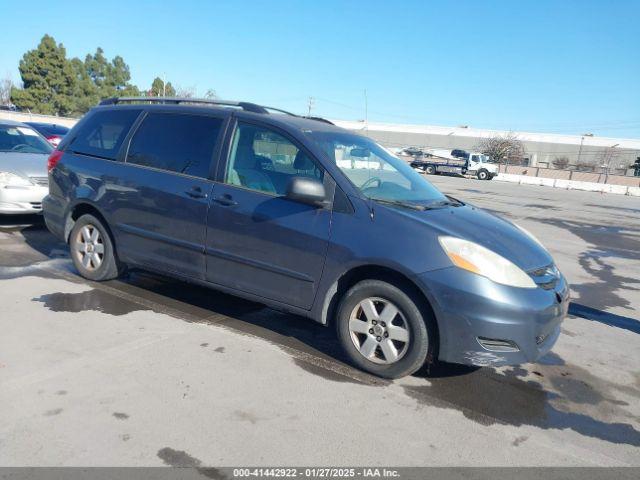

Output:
xmin=98 ymin=97 xmax=334 ymax=125
xmin=303 ymin=116 xmax=334 ymax=125
xmin=99 ymin=97 xmax=273 ymax=114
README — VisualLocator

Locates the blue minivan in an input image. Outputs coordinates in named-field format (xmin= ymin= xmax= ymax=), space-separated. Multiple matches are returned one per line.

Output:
xmin=43 ymin=98 xmax=569 ymax=378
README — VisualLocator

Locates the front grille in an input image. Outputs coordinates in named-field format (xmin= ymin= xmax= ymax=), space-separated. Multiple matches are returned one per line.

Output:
xmin=30 ymin=202 xmax=42 ymax=210
xmin=528 ymin=263 xmax=559 ymax=290
xmin=30 ymin=176 xmax=49 ymax=187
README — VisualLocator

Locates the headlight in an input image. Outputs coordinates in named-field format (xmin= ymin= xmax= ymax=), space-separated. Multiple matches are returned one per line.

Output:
xmin=439 ymin=236 xmax=537 ymax=289
xmin=514 ymin=223 xmax=547 ymax=251
xmin=0 ymin=172 xmax=33 ymax=188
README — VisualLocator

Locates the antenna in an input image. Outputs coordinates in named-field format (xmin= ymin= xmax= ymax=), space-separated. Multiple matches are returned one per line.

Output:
xmin=307 ymin=96 xmax=315 ymax=116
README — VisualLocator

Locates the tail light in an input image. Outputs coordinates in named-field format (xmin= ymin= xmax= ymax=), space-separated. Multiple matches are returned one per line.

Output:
xmin=46 ymin=135 xmax=62 ymax=147
xmin=47 ymin=150 xmax=63 ymax=172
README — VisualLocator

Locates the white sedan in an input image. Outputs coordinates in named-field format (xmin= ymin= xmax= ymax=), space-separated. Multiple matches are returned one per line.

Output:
xmin=0 ymin=120 xmax=52 ymax=214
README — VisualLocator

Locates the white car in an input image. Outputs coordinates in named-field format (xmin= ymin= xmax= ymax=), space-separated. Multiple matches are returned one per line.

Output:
xmin=0 ymin=120 xmax=53 ymax=214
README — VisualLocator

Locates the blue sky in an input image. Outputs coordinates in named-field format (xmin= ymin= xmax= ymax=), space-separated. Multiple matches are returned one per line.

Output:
xmin=1 ymin=0 xmax=639 ymax=138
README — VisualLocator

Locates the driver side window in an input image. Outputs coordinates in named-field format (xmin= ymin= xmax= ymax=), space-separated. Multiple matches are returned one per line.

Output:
xmin=225 ymin=122 xmax=323 ymax=195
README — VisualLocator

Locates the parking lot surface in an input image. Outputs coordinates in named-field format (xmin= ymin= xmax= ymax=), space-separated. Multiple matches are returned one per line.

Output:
xmin=0 ymin=176 xmax=639 ymax=467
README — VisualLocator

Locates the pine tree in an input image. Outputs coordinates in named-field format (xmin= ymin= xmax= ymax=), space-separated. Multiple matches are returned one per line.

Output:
xmin=10 ymin=35 xmax=77 ymax=116
xmin=150 ymin=77 xmax=176 ymax=97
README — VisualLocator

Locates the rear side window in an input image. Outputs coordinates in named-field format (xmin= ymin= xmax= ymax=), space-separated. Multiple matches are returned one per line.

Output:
xmin=126 ymin=113 xmax=223 ymax=179
xmin=69 ymin=109 xmax=140 ymax=160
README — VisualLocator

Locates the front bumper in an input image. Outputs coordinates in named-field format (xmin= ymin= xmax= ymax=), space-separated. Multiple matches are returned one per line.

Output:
xmin=415 ymin=266 xmax=569 ymax=367
xmin=0 ymin=185 xmax=48 ymax=214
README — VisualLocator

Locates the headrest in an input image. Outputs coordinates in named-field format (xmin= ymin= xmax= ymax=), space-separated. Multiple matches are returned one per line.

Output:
xmin=234 ymin=145 xmax=257 ymax=169
xmin=293 ymin=151 xmax=315 ymax=170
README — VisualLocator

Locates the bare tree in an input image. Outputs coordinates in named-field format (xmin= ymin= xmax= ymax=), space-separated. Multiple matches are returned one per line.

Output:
xmin=175 ymin=85 xmax=197 ymax=98
xmin=552 ymin=156 xmax=570 ymax=169
xmin=575 ymin=159 xmax=597 ymax=172
xmin=203 ymin=88 xmax=217 ymax=99
xmin=475 ymin=132 xmax=525 ymax=165
xmin=0 ymin=74 xmax=14 ymax=105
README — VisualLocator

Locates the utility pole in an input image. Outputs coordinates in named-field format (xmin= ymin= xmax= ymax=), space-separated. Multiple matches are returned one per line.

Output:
xmin=604 ymin=143 xmax=619 ymax=184
xmin=364 ymin=89 xmax=368 ymax=131
xmin=307 ymin=96 xmax=315 ymax=116
xmin=577 ymin=136 xmax=584 ymax=166
xmin=577 ymin=132 xmax=593 ymax=167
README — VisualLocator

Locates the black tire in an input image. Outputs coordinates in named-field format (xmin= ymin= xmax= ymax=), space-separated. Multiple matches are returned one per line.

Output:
xmin=425 ymin=165 xmax=436 ymax=175
xmin=69 ymin=213 xmax=123 ymax=281
xmin=335 ymin=280 xmax=434 ymax=379
xmin=477 ymin=169 xmax=489 ymax=180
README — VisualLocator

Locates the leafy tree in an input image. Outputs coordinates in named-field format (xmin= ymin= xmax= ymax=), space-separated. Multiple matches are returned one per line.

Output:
xmin=70 ymin=57 xmax=100 ymax=114
xmin=84 ymin=48 xmax=139 ymax=99
xmin=10 ymin=35 xmax=77 ymax=115
xmin=150 ymin=77 xmax=176 ymax=97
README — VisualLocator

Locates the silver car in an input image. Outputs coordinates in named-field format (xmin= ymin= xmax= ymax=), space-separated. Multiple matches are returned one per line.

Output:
xmin=0 ymin=120 xmax=52 ymax=214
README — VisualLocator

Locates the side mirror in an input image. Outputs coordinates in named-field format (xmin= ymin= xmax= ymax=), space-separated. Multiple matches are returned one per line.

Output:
xmin=286 ymin=176 xmax=327 ymax=207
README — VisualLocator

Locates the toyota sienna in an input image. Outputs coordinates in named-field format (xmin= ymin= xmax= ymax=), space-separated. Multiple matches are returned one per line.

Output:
xmin=43 ymin=98 xmax=569 ymax=378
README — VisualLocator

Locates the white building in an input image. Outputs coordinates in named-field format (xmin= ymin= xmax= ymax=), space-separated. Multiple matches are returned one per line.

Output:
xmin=333 ymin=120 xmax=640 ymax=174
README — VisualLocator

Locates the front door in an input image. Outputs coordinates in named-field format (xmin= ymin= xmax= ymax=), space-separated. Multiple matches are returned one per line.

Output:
xmin=205 ymin=120 xmax=331 ymax=309
xmin=111 ymin=111 xmax=225 ymax=279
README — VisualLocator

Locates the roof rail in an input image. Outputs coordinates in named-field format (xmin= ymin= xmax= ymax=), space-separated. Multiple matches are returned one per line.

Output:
xmin=303 ymin=116 xmax=334 ymax=125
xmin=97 ymin=98 xmax=335 ymax=126
xmin=98 ymin=97 xmax=271 ymax=114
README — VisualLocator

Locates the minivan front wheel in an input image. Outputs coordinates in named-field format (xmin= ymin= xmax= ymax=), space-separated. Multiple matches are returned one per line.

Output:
xmin=70 ymin=214 xmax=122 ymax=281
xmin=336 ymin=280 xmax=432 ymax=378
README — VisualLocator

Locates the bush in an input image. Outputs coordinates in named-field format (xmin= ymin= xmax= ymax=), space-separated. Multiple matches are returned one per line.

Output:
xmin=575 ymin=160 xmax=597 ymax=172
xmin=552 ymin=156 xmax=570 ymax=169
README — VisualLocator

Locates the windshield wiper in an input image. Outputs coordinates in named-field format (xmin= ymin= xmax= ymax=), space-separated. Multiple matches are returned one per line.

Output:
xmin=372 ymin=199 xmax=430 ymax=211
xmin=426 ymin=196 xmax=465 ymax=208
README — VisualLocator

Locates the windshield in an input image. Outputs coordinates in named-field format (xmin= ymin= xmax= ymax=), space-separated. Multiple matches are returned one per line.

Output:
xmin=308 ymin=131 xmax=447 ymax=206
xmin=0 ymin=125 xmax=53 ymax=154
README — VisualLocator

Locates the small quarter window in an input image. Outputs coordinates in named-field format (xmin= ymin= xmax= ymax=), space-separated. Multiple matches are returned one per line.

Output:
xmin=69 ymin=109 xmax=140 ymax=160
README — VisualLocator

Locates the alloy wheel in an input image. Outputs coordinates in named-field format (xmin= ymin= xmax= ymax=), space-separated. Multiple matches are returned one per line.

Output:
xmin=348 ymin=297 xmax=410 ymax=364
xmin=74 ymin=224 xmax=105 ymax=271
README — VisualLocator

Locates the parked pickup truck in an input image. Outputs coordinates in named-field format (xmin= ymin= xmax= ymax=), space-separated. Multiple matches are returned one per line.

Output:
xmin=410 ymin=149 xmax=498 ymax=180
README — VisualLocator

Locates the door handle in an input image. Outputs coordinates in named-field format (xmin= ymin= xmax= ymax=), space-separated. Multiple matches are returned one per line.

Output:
xmin=186 ymin=187 xmax=207 ymax=199
xmin=213 ymin=194 xmax=238 ymax=207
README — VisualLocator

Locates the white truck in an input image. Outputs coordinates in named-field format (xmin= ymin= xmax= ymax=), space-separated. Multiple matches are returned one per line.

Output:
xmin=409 ymin=149 xmax=498 ymax=180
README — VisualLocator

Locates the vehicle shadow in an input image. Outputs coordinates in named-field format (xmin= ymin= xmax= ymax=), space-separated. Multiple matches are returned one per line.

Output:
xmin=9 ymin=216 xmax=68 ymax=261
xmin=12 ymin=220 xmax=522 ymax=381
xmin=119 ymin=269 xmax=353 ymax=366
xmin=111 ymin=269 xmax=482 ymax=382
xmin=0 ymin=213 xmax=46 ymax=231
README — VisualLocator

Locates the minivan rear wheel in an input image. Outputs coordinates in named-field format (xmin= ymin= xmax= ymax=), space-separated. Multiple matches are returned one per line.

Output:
xmin=69 ymin=214 xmax=122 ymax=281
xmin=336 ymin=280 xmax=432 ymax=379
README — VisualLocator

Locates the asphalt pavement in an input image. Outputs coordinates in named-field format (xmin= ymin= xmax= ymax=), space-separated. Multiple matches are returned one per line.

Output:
xmin=0 ymin=177 xmax=638 ymax=467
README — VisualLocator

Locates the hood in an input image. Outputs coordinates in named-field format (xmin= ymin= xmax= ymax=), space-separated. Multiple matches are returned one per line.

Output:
xmin=0 ymin=152 xmax=49 ymax=178
xmin=389 ymin=203 xmax=553 ymax=272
